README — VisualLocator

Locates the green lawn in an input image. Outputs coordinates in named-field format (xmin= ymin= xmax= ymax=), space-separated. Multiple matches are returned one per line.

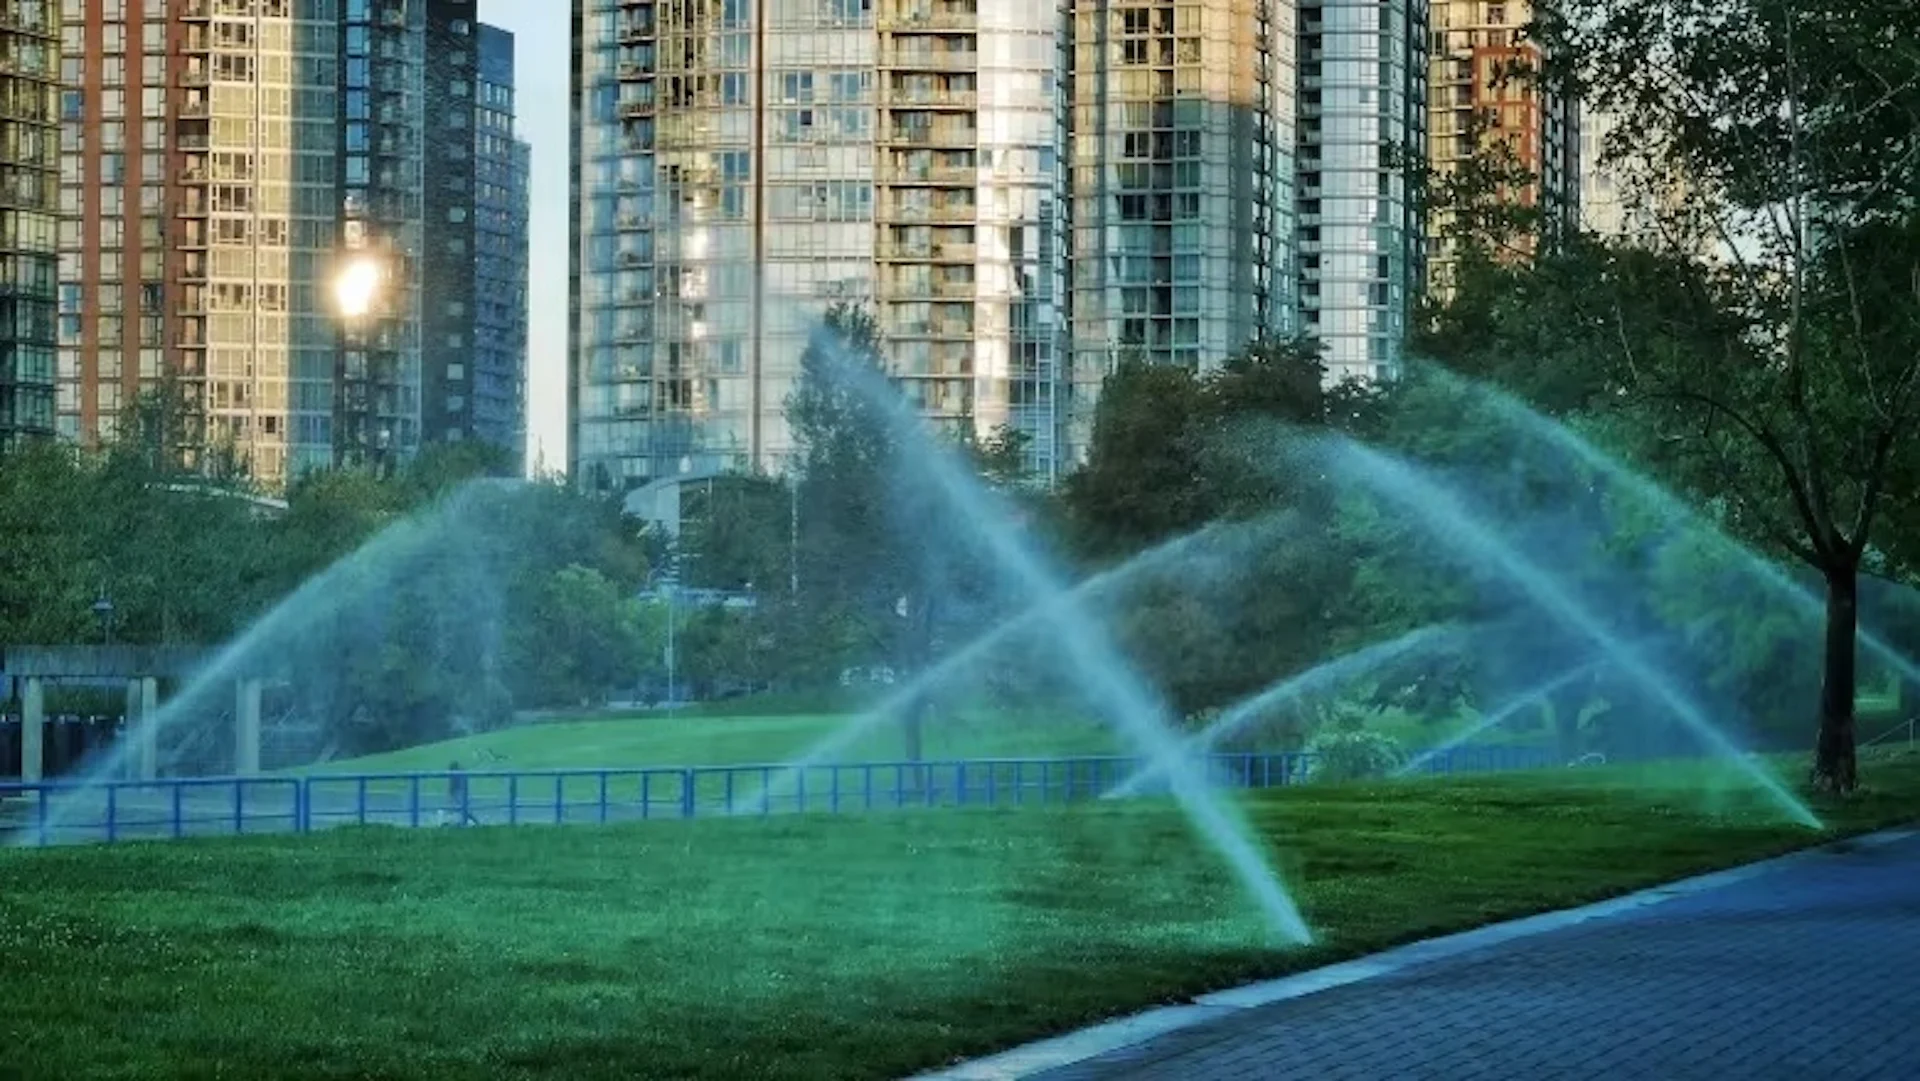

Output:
xmin=308 ymin=708 xmax=1122 ymax=776
xmin=311 ymin=698 xmax=1511 ymax=778
xmin=5 ymin=748 xmax=1917 ymax=1081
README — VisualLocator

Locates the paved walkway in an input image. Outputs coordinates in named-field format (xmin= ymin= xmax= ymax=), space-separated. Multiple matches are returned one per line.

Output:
xmin=1020 ymin=831 xmax=1920 ymax=1080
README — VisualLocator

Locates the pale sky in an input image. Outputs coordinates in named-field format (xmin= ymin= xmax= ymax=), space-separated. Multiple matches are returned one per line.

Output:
xmin=478 ymin=3 xmax=569 ymax=475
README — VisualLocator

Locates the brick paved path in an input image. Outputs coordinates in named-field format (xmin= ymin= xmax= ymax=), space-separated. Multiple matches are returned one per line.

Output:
xmin=1031 ymin=833 xmax=1920 ymax=1080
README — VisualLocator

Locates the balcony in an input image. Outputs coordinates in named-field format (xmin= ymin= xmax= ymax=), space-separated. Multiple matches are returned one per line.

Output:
xmin=885 ymin=87 xmax=977 ymax=110
xmin=877 ymin=241 xmax=976 ymax=263
xmin=617 ymin=62 xmax=651 ymax=80
xmin=617 ymin=24 xmax=652 ymax=44
xmin=618 ymin=100 xmax=653 ymax=119
xmin=882 ymin=10 xmax=978 ymax=30
xmin=882 ymin=126 xmax=978 ymax=149
xmin=878 ymin=202 xmax=976 ymax=224
xmin=179 ymin=0 xmax=210 ymax=18
xmin=880 ymin=51 xmax=979 ymax=72
xmin=883 ymin=277 xmax=975 ymax=300
xmin=878 ymin=162 xmax=976 ymax=185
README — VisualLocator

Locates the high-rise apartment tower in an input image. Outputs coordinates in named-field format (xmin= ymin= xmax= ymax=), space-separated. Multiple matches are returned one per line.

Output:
xmin=570 ymin=0 xmax=1073 ymax=493
xmin=1426 ymin=0 xmax=1578 ymax=290
xmin=54 ymin=0 xmax=516 ymax=485
xmin=0 ymin=1 xmax=59 ymax=449
xmin=1065 ymin=0 xmax=1295 ymax=453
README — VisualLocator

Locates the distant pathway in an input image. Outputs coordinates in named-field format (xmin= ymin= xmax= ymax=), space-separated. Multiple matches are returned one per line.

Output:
xmin=1004 ymin=830 xmax=1920 ymax=1080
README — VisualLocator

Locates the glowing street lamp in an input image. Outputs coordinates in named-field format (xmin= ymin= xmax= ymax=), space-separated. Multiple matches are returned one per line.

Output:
xmin=333 ymin=256 xmax=384 ymax=321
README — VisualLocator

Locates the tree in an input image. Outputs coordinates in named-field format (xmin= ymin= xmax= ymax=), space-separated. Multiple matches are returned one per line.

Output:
xmin=1534 ymin=0 xmax=1920 ymax=791
xmin=505 ymin=565 xmax=647 ymax=708
xmin=678 ymin=474 xmax=793 ymax=594
xmin=1060 ymin=356 xmax=1211 ymax=556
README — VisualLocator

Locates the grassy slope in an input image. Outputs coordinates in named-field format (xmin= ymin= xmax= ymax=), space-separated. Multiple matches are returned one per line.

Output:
xmin=5 ymin=749 xmax=1917 ymax=1081
xmin=307 ymin=710 xmax=1121 ymax=775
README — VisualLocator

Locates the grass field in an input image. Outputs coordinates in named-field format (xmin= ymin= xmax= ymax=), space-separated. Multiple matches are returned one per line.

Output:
xmin=311 ymin=708 xmax=1123 ymax=775
xmin=5 ymin=748 xmax=1917 ymax=1081
xmin=310 ymin=697 xmax=1513 ymax=777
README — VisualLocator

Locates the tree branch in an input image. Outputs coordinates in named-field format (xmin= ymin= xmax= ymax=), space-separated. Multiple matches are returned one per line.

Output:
xmin=1642 ymin=386 xmax=1834 ymax=564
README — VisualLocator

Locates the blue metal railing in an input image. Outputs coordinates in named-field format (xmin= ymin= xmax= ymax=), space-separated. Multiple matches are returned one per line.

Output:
xmin=0 ymin=744 xmax=1558 ymax=847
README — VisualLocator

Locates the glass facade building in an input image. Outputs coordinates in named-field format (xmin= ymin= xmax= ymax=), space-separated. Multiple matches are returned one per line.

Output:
xmin=1067 ymin=0 xmax=1294 ymax=450
xmin=470 ymin=24 xmax=527 ymax=461
xmin=571 ymin=0 xmax=1072 ymax=493
xmin=50 ymin=0 xmax=501 ymax=486
xmin=1427 ymin=0 xmax=1577 ymax=292
xmin=1296 ymin=0 xmax=1426 ymax=382
xmin=571 ymin=0 xmax=1451 ymax=481
xmin=0 ymin=1 xmax=59 ymax=448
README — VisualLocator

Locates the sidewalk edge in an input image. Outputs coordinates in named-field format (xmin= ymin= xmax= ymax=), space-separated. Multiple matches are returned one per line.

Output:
xmin=907 ymin=824 xmax=1918 ymax=1081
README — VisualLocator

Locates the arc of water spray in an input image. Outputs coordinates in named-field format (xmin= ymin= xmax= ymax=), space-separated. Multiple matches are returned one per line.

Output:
xmin=1107 ymin=623 xmax=1460 ymax=799
xmin=1438 ymin=369 xmax=1920 ymax=689
xmin=26 ymin=481 xmax=523 ymax=842
xmin=1394 ymin=662 xmax=1601 ymax=777
xmin=832 ymin=346 xmax=1315 ymax=944
xmin=1327 ymin=439 xmax=1823 ymax=829
xmin=735 ymin=516 xmax=1279 ymax=815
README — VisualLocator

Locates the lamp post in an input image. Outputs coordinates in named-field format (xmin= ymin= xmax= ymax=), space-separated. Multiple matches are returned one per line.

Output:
xmin=91 ymin=591 xmax=115 ymax=646
xmin=647 ymin=563 xmax=680 ymax=709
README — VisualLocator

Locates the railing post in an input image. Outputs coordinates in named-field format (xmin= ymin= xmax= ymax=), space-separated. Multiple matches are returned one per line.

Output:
xmin=408 ymin=776 xmax=421 ymax=828
xmin=681 ymin=769 xmax=696 ymax=818
xmin=233 ymin=781 xmax=245 ymax=835
xmin=723 ymin=770 xmax=735 ymax=816
xmin=600 ymin=773 xmax=611 ymax=823
xmin=863 ymin=764 xmax=874 ymax=810
xmin=796 ymin=768 xmax=807 ymax=814
xmin=172 ymin=784 xmax=185 ymax=838
xmin=356 ymin=777 xmax=368 ymax=825
xmin=830 ymin=766 xmax=841 ymax=814
xmin=1015 ymin=761 xmax=1024 ymax=805
xmin=106 ymin=785 xmax=118 ymax=843
xmin=508 ymin=774 xmax=519 ymax=825
xmin=641 ymin=772 xmax=652 ymax=820
xmin=957 ymin=762 xmax=968 ymax=807
xmin=554 ymin=775 xmax=565 ymax=825
xmin=35 ymin=789 xmax=49 ymax=847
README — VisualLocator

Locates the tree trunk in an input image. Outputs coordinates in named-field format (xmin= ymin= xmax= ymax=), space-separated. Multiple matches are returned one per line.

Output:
xmin=1811 ymin=566 xmax=1860 ymax=794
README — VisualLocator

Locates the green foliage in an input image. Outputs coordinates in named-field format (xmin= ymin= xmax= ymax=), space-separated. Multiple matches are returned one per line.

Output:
xmin=1305 ymin=726 xmax=1408 ymax=783
xmin=679 ymin=474 xmax=792 ymax=593
xmin=505 ymin=565 xmax=647 ymax=709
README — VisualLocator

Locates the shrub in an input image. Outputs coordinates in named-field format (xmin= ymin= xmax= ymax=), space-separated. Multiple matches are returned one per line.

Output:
xmin=1305 ymin=727 xmax=1406 ymax=782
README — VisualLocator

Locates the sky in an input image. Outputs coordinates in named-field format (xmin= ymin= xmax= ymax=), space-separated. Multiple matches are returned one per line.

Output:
xmin=478 ymin=3 xmax=569 ymax=475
